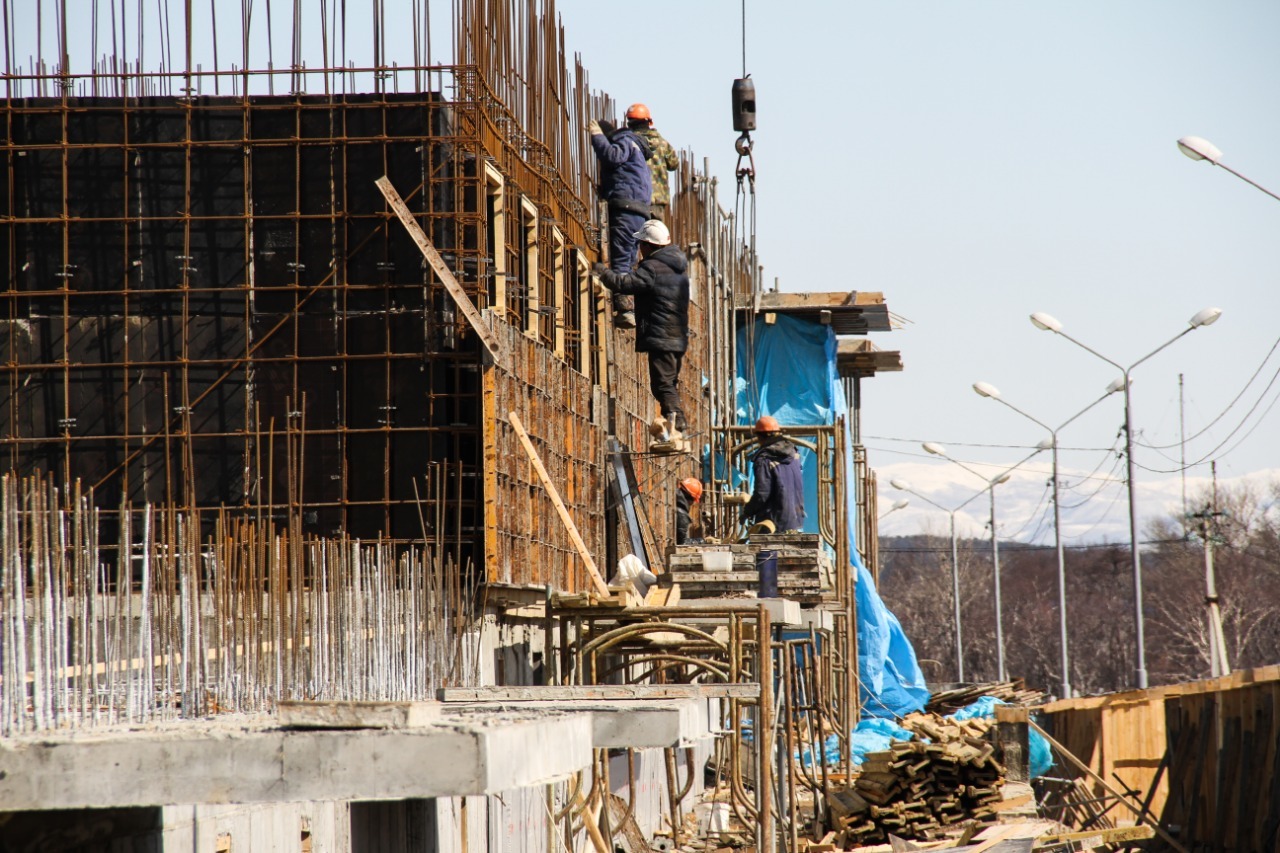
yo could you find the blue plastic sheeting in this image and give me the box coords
[799,717,918,769]
[950,697,1055,778]
[737,315,929,719]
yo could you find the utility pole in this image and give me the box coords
[1189,463,1230,677]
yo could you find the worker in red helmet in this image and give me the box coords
[588,106,653,329]
[625,103,679,221]
[743,416,805,533]
[675,477,704,544]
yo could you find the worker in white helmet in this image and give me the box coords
[595,219,690,435]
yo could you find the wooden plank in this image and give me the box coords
[1032,825,1153,848]
[644,581,681,607]
[375,176,506,367]
[438,683,760,702]
[508,411,610,596]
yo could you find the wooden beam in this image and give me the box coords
[375,176,507,367]
[508,411,610,596]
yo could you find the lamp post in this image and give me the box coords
[922,443,1041,683]
[971,382,1123,698]
[1177,136,1280,202]
[889,478,987,683]
[1028,308,1221,689]
[879,498,910,522]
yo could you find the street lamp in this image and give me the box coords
[879,498,910,521]
[889,477,987,683]
[1026,307,1221,689]
[1177,136,1280,202]
[972,382,1122,698]
[922,443,1040,683]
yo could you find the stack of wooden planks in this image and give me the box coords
[925,680,1044,716]
[665,534,836,603]
[826,712,1005,845]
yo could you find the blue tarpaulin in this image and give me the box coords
[951,697,1055,778]
[799,717,919,769]
[736,314,929,720]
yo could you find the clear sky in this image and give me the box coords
[547,0,1280,543]
[38,0,1280,544]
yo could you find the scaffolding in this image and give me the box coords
[0,0,752,593]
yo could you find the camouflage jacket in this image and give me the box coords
[638,127,679,206]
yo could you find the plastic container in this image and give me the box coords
[701,551,734,572]
[756,549,778,597]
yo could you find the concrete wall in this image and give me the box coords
[157,802,351,853]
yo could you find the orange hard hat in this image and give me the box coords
[678,477,703,501]
[625,103,652,123]
[754,415,781,434]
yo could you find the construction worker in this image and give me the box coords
[588,114,652,329]
[594,220,690,435]
[625,103,679,220]
[675,477,703,544]
[743,416,805,533]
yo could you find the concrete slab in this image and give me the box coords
[439,684,759,701]
[0,710,592,812]
[798,608,835,632]
[278,700,443,729]
[448,698,716,749]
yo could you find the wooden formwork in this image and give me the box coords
[1040,665,1280,850]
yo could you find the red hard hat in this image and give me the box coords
[679,477,703,502]
[754,415,781,434]
[625,103,652,123]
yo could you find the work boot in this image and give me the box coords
[613,311,636,329]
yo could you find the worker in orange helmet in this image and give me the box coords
[625,103,679,221]
[743,416,805,533]
[675,477,704,544]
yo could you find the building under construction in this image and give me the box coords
[0,2,963,851]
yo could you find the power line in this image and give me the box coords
[866,434,1113,453]
[1135,330,1280,451]
[1133,367,1280,474]
[880,535,1186,555]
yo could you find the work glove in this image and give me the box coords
[587,119,602,137]
[592,262,609,279]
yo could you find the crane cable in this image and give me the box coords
[734,0,760,417]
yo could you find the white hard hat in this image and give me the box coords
[632,219,671,246]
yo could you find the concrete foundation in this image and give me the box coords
[0,711,591,812]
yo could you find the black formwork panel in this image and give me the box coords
[0,91,482,547]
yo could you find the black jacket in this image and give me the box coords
[600,245,690,353]
[676,489,691,545]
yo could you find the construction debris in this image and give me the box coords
[826,713,1007,847]
[666,533,837,604]
[925,682,1045,717]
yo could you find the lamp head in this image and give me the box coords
[973,381,1001,399]
[922,441,948,457]
[1106,376,1128,395]
[891,499,910,511]
[1030,311,1062,333]
[890,478,911,491]
[1036,437,1054,451]
[1177,136,1222,165]
[991,473,1012,486]
[1189,307,1223,328]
